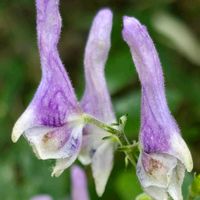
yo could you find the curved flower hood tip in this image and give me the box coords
[11,0,84,177]
[79,9,116,197]
[122,16,193,200]
[71,165,90,200]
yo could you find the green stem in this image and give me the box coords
[83,113,137,167]
[118,127,136,167]
[83,113,121,135]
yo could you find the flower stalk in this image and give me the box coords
[82,113,139,167]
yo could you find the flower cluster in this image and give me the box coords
[12,0,193,199]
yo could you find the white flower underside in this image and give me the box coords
[12,107,85,176]
[27,123,83,177]
[79,125,115,197]
[137,152,185,200]
[24,124,83,160]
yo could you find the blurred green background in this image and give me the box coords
[0,0,200,199]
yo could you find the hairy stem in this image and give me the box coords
[83,113,121,135]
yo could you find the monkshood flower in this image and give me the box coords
[79,9,116,196]
[71,165,90,200]
[11,0,115,192]
[30,195,53,200]
[31,165,89,200]
[122,16,193,200]
[12,0,84,176]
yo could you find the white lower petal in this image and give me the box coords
[79,126,109,165]
[137,152,187,200]
[170,133,193,172]
[168,162,185,200]
[92,140,114,197]
[78,132,101,165]
[24,122,83,160]
[137,153,177,188]
[51,152,79,177]
[144,186,168,200]
[11,108,35,143]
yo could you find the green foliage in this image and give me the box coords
[189,174,200,199]
[0,0,200,199]
[115,170,142,200]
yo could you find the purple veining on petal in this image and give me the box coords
[141,88,170,153]
[122,16,180,153]
[141,121,169,153]
[33,0,81,128]
[70,137,80,153]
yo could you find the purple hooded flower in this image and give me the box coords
[30,195,53,200]
[122,16,193,200]
[11,0,84,176]
[31,165,89,200]
[11,0,116,188]
[79,9,116,196]
[71,165,90,200]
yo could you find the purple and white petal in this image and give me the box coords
[122,16,193,200]
[81,8,114,123]
[79,8,116,196]
[71,165,90,200]
[12,0,83,173]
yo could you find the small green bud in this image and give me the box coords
[119,114,128,126]
[125,156,129,168]
[136,193,152,200]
